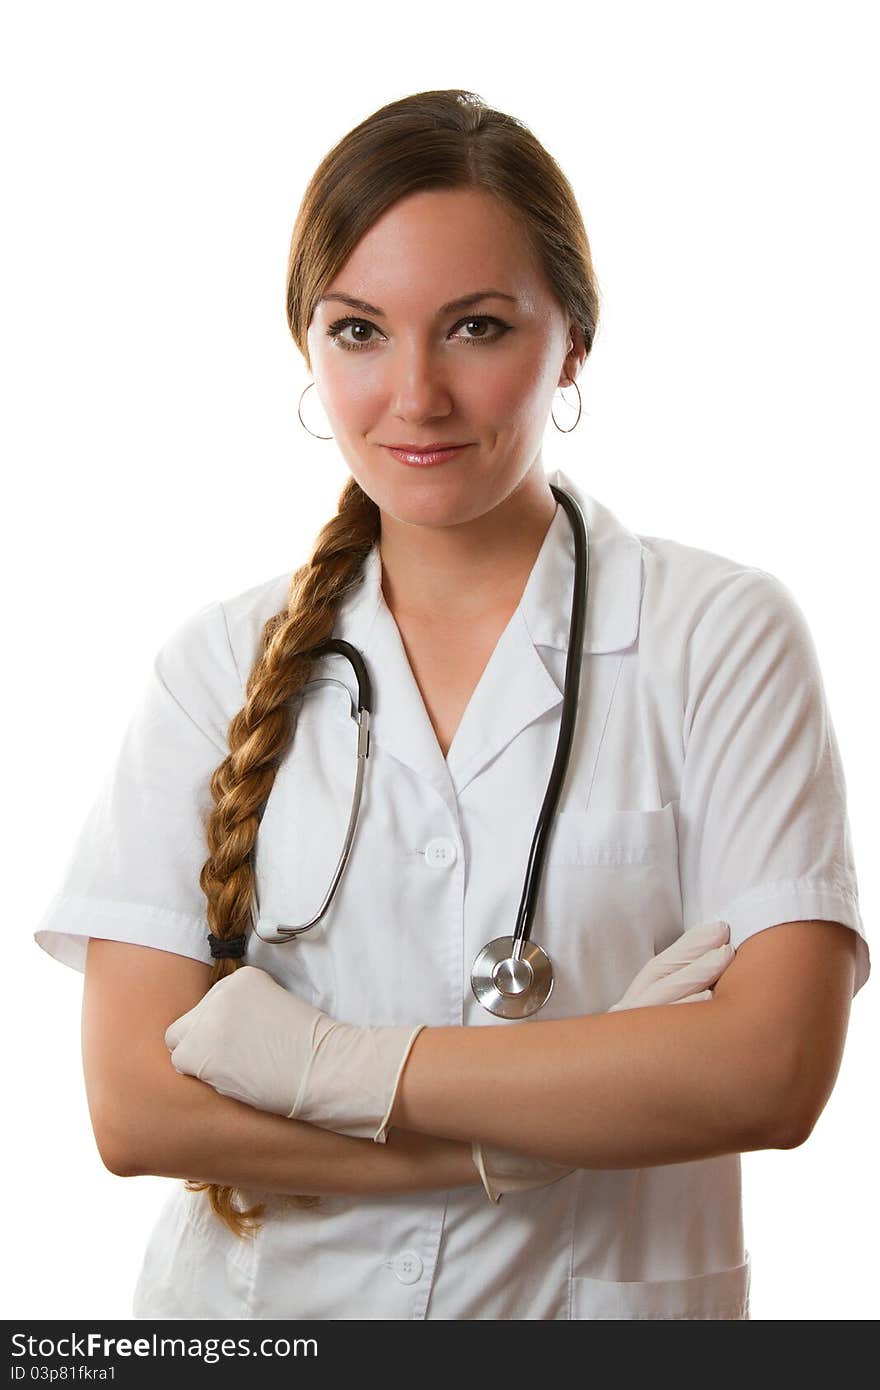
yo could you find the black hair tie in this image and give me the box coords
[208,932,248,960]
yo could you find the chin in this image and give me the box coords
[371,479,476,527]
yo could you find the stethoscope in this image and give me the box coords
[251,482,589,1019]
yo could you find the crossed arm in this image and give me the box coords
[389,918,854,1167]
[85,937,478,1195]
[85,920,856,1191]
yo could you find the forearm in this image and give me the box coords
[110,1060,479,1196]
[389,998,794,1167]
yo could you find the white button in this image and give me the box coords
[390,1250,424,1284]
[425,836,458,868]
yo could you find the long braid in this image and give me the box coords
[184,475,380,1239]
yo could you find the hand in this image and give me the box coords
[472,919,734,1203]
[607,917,733,1012]
[471,1137,573,1205]
[164,966,425,1143]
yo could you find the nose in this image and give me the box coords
[389,340,454,425]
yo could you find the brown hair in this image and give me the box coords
[186,87,601,1239]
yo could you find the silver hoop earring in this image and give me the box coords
[298,381,333,440]
[551,378,582,433]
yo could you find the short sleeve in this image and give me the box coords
[33,599,245,974]
[676,567,869,998]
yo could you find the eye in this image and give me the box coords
[324,314,512,353]
[325,318,383,351]
[450,315,510,345]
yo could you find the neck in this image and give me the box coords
[379,467,558,624]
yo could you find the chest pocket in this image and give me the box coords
[535,801,683,1017]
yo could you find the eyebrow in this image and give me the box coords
[316,288,520,318]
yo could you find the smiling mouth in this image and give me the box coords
[383,443,473,467]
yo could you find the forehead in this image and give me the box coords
[323,187,548,311]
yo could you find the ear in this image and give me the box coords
[558,321,588,389]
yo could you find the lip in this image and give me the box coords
[384,443,473,468]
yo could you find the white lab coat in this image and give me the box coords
[34,465,869,1320]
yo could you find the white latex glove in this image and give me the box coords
[607,917,734,1012]
[165,966,424,1143]
[472,918,733,1203]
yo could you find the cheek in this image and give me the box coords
[469,334,559,423]
[306,329,381,424]
[479,364,546,421]
[316,360,376,419]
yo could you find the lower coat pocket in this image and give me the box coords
[569,1249,751,1320]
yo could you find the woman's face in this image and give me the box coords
[306,187,584,530]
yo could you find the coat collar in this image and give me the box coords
[322,466,644,805]
[337,467,643,656]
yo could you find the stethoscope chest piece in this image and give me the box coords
[470,936,555,1019]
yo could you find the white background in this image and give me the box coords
[3,0,876,1321]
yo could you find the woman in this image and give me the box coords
[35,89,868,1321]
